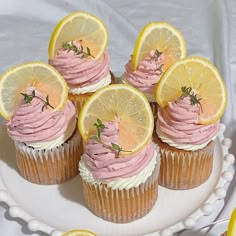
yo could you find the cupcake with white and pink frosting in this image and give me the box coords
[6,88,82,185]
[79,121,160,223]
[122,50,165,102]
[153,96,219,190]
[49,41,114,111]
[122,50,165,119]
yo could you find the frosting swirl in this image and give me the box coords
[49,42,110,88]
[122,50,165,101]
[156,96,219,150]
[80,121,156,182]
[69,73,111,95]
[7,89,76,148]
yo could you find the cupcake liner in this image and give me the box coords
[153,133,215,190]
[82,162,159,223]
[68,72,115,111]
[15,130,83,185]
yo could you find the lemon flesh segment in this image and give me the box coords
[62,229,97,236]
[0,62,68,120]
[78,84,154,157]
[131,22,187,71]
[227,208,236,236]
[155,56,227,125]
[48,11,108,60]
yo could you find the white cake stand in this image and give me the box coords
[0,123,234,236]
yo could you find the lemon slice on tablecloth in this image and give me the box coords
[155,56,227,125]
[227,208,236,236]
[62,229,97,236]
[48,11,108,60]
[0,62,68,120]
[131,22,186,71]
[78,84,154,157]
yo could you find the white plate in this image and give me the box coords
[0,123,234,236]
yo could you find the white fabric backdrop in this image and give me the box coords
[0,0,235,235]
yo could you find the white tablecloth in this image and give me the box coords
[0,0,236,235]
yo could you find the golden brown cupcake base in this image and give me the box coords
[68,71,116,111]
[15,131,83,185]
[82,164,159,223]
[153,132,214,190]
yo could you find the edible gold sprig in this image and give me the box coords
[62,41,95,58]
[154,49,164,73]
[181,86,203,111]
[155,49,162,58]
[20,90,54,111]
[93,118,132,157]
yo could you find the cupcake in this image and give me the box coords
[153,56,227,190]
[122,50,165,118]
[77,83,158,223]
[6,88,82,185]
[48,12,115,111]
[153,96,219,189]
[79,120,160,223]
[0,62,83,185]
[121,22,187,121]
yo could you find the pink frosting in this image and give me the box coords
[6,89,76,143]
[124,50,165,94]
[49,42,110,87]
[157,96,219,145]
[82,121,155,181]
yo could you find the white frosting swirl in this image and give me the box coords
[79,147,159,190]
[156,96,219,151]
[69,73,111,95]
[156,127,217,151]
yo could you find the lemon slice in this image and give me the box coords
[78,84,154,156]
[62,229,97,236]
[227,208,236,236]
[48,11,108,60]
[0,62,68,120]
[155,56,227,124]
[131,22,187,71]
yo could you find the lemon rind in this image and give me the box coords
[0,62,68,120]
[78,84,154,156]
[48,11,108,60]
[155,56,227,125]
[131,21,187,71]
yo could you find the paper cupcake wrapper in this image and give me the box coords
[154,134,215,190]
[14,130,83,185]
[82,163,159,223]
